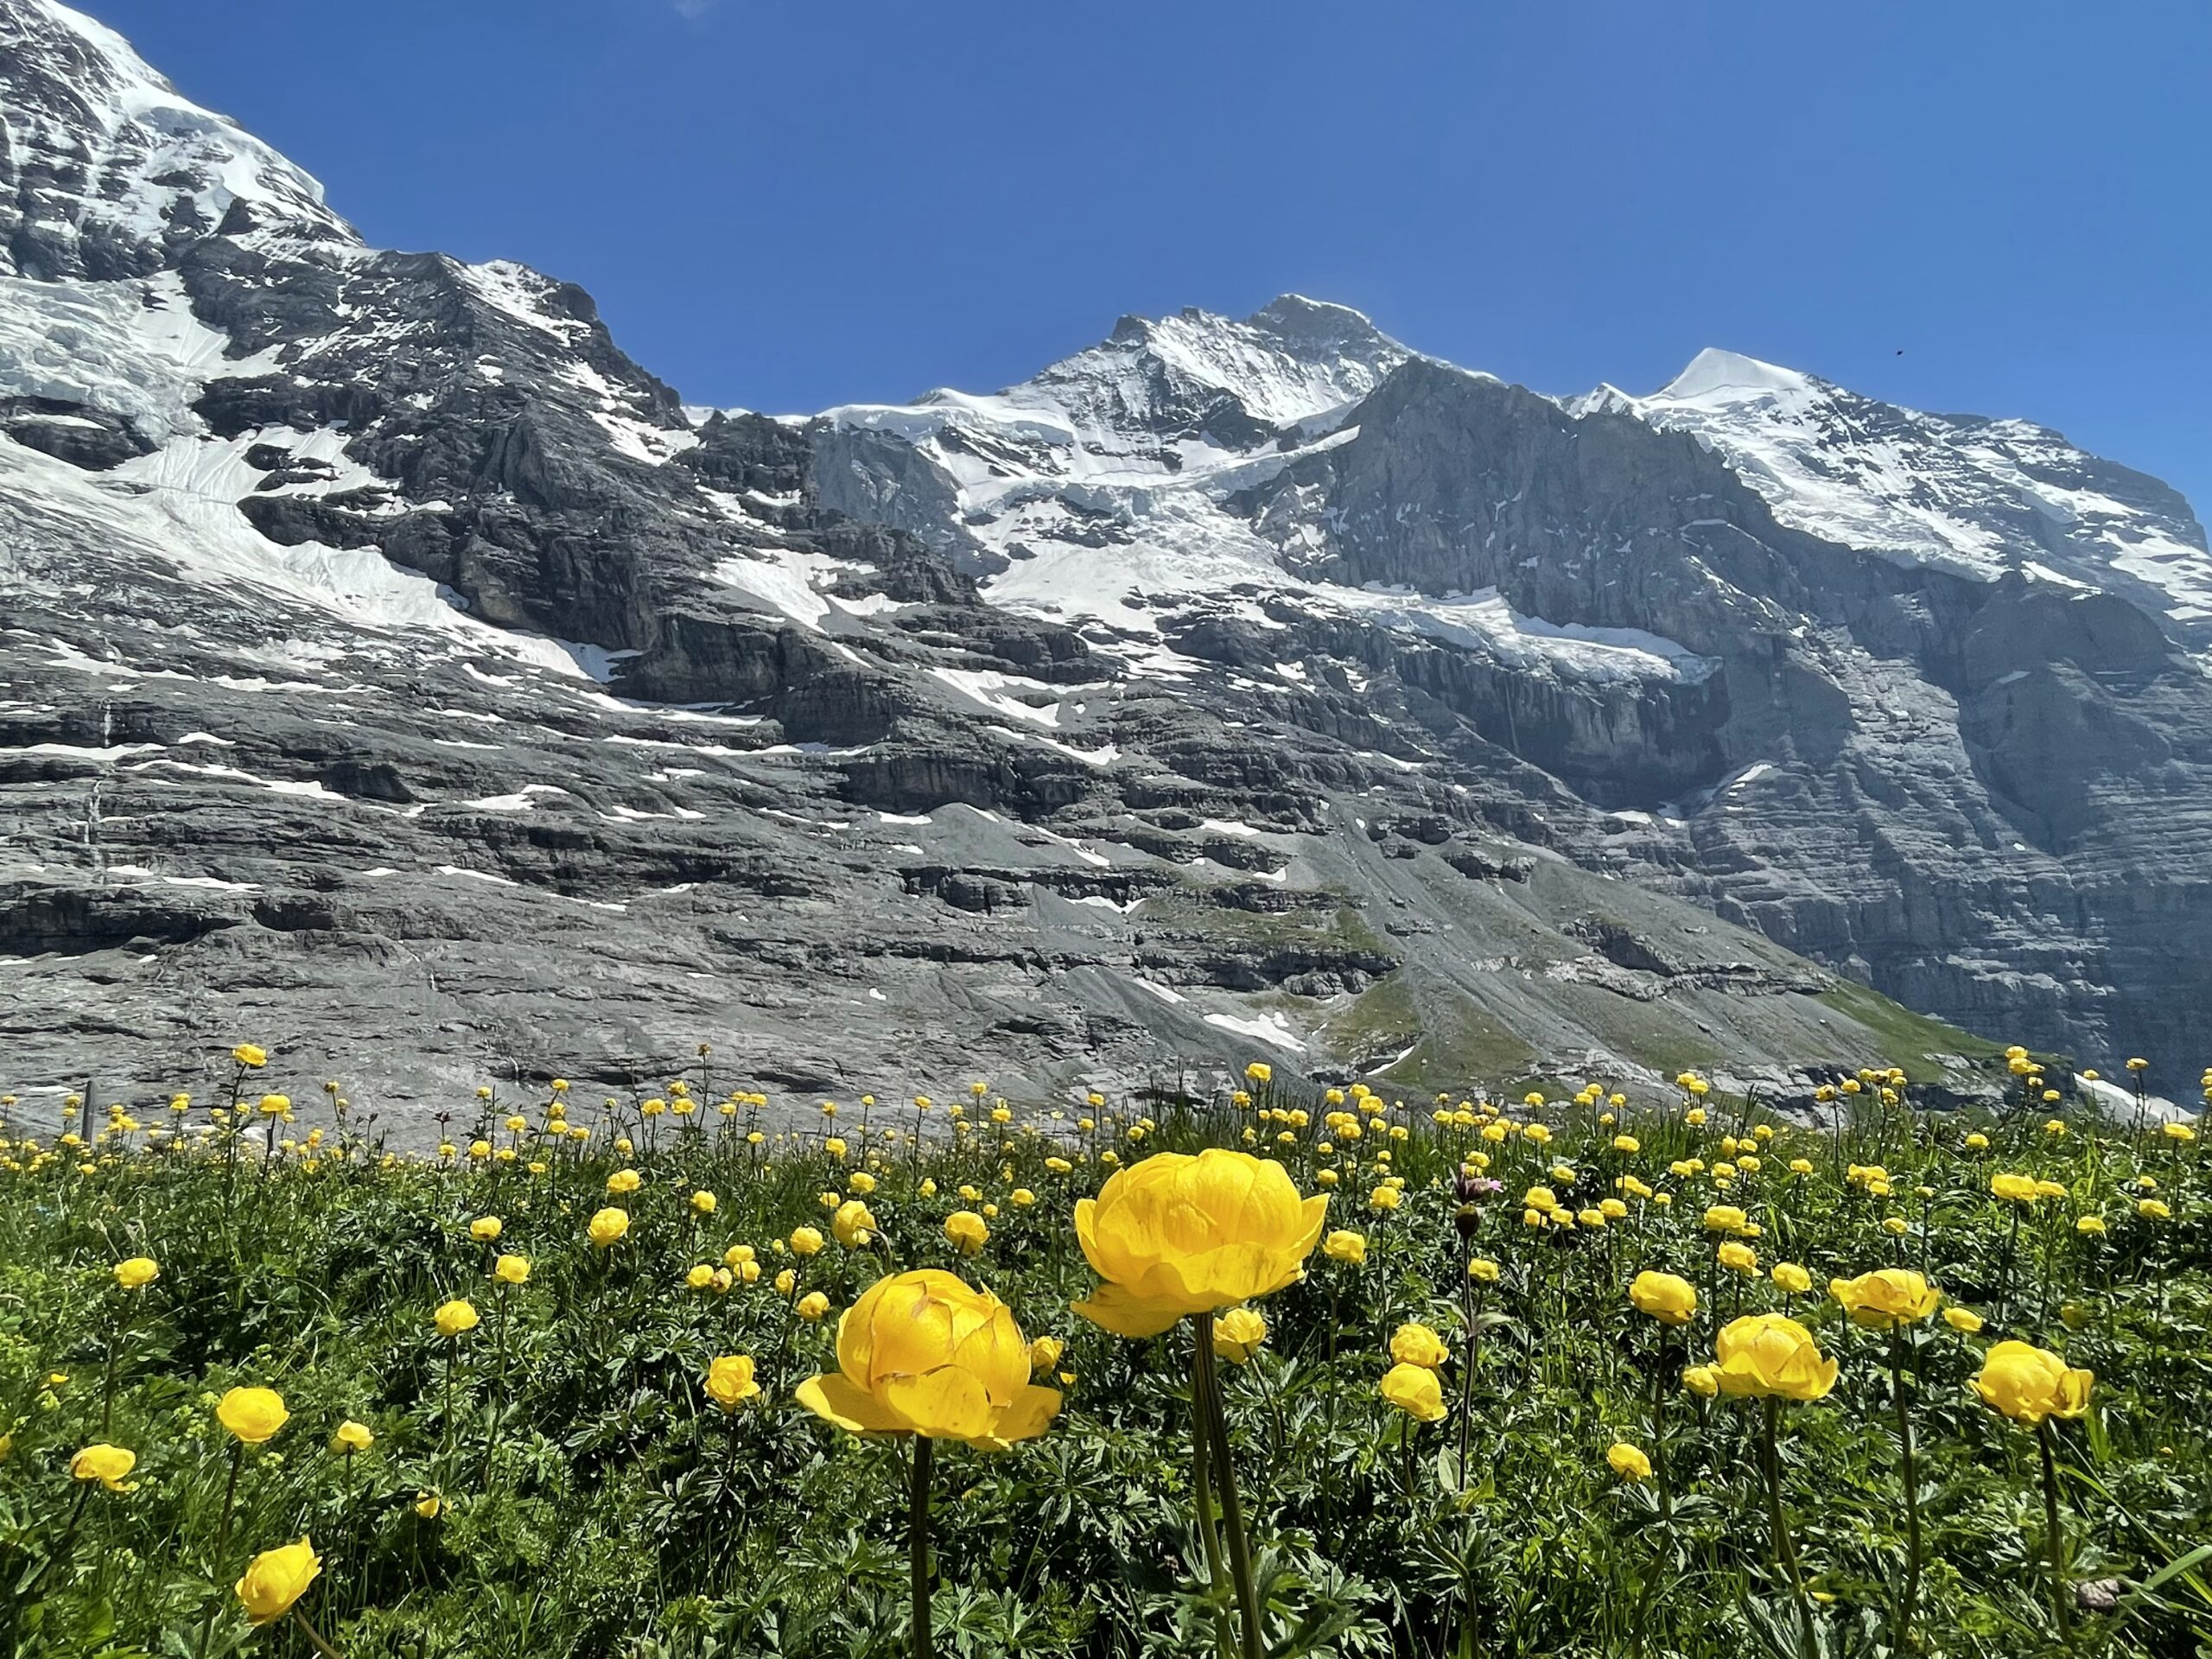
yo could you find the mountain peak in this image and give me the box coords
[1654,347,1815,404]
[0,0,356,279]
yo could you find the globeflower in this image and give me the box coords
[944,1211,989,1256]
[831,1199,878,1249]
[1071,1150,1326,1338]
[433,1300,480,1338]
[796,1291,831,1322]
[704,1354,762,1411]
[332,1421,373,1454]
[232,1044,267,1068]
[469,1216,501,1242]
[1973,1340,2092,1426]
[1770,1262,1813,1295]
[1389,1322,1450,1370]
[1606,1441,1652,1482]
[796,1269,1061,1446]
[70,1443,137,1491]
[606,1168,641,1196]
[1828,1268,1942,1329]
[494,1253,530,1285]
[1213,1306,1268,1364]
[588,1207,630,1248]
[1710,1314,1837,1402]
[217,1386,289,1445]
[1628,1270,1697,1325]
[1991,1173,2041,1204]
[1368,1184,1402,1212]
[1378,1362,1446,1421]
[234,1536,321,1624]
[1322,1229,1367,1265]
[112,1256,158,1290]
[790,1226,825,1257]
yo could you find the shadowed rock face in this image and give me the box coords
[1,0,2200,1135]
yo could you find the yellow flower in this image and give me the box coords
[493,1253,530,1286]
[796,1291,831,1322]
[1943,1306,1985,1333]
[1717,1241,1759,1275]
[795,1268,1062,1447]
[1071,1150,1328,1338]
[2075,1215,2107,1236]
[1828,1268,1942,1329]
[1681,1363,1720,1398]
[1770,1262,1813,1295]
[112,1256,158,1290]
[260,1095,292,1117]
[232,1044,268,1068]
[2163,1122,2197,1143]
[588,1207,630,1249]
[1378,1362,1447,1421]
[70,1443,137,1491]
[414,1491,442,1519]
[1711,1313,1838,1402]
[1964,1131,1989,1150]
[2139,1198,2173,1221]
[1972,1340,2093,1426]
[234,1535,321,1624]
[433,1300,480,1338]
[332,1421,373,1454]
[686,1264,715,1290]
[606,1168,641,1196]
[1702,1205,1749,1235]
[1389,1322,1451,1370]
[1213,1306,1269,1364]
[1467,1257,1500,1283]
[1322,1229,1367,1265]
[1606,1440,1652,1482]
[1628,1270,1698,1325]
[1612,1135,1640,1154]
[1991,1172,2041,1204]
[704,1354,762,1411]
[1368,1184,1402,1212]
[468,1216,502,1243]
[1028,1335,1064,1374]
[217,1386,289,1445]
[831,1199,878,1249]
[935,1211,989,1258]
[790,1226,825,1257]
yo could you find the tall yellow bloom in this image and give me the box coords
[1071,1150,1326,1338]
[433,1300,480,1338]
[588,1207,630,1248]
[704,1354,762,1411]
[1711,1314,1838,1402]
[1828,1268,1942,1328]
[111,1256,158,1290]
[1972,1341,2093,1426]
[234,1536,321,1624]
[1628,1270,1697,1325]
[944,1211,989,1255]
[1212,1306,1268,1364]
[1378,1362,1446,1421]
[1389,1322,1451,1370]
[216,1387,289,1445]
[70,1443,137,1490]
[795,1269,1061,1447]
[493,1254,530,1286]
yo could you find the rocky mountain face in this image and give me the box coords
[5,0,2202,1128]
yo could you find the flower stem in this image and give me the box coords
[1759,1398,1812,1644]
[1195,1313,1263,1659]
[1889,1326,1923,1645]
[909,1433,935,1659]
[2037,1421,2073,1644]
[292,1606,346,1659]
[1189,1319,1233,1657]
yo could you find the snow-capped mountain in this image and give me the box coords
[1577,349,2212,644]
[3,0,2208,1127]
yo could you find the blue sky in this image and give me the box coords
[87,0,2211,515]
